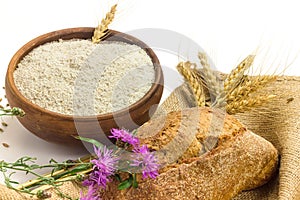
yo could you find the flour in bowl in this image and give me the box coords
[13,39,155,116]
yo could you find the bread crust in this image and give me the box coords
[101,107,278,200]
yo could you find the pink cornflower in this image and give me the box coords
[131,145,159,179]
[109,128,139,147]
[81,146,119,200]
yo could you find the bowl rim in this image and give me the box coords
[6,27,163,122]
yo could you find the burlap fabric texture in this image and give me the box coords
[0,75,300,200]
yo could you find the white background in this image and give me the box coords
[0,0,300,184]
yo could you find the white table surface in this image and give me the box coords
[1,0,300,185]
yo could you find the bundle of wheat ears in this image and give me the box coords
[177,52,277,115]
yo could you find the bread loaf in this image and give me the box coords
[101,107,278,199]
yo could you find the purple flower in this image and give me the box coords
[91,145,119,188]
[131,145,159,179]
[81,145,119,200]
[109,128,139,147]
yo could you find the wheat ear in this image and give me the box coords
[176,61,206,107]
[227,75,277,102]
[224,55,255,94]
[92,4,117,43]
[226,95,276,115]
[198,52,225,106]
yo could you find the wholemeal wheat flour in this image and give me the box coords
[13,39,155,116]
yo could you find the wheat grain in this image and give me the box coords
[176,61,206,107]
[92,4,117,43]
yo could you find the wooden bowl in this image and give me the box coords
[5,27,164,146]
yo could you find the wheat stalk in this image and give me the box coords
[92,4,118,43]
[176,61,206,107]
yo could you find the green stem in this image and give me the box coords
[0,159,92,193]
[2,166,46,179]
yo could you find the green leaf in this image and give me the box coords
[29,164,40,169]
[117,175,133,190]
[118,180,132,190]
[114,173,122,182]
[74,136,103,149]
[51,167,60,176]
[53,164,90,180]
[49,158,58,164]
[69,164,91,173]
[9,180,19,185]
[132,174,138,188]
[17,156,36,164]
[131,129,137,136]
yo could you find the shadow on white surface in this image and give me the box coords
[0,117,88,184]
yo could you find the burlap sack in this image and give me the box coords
[1,76,299,200]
